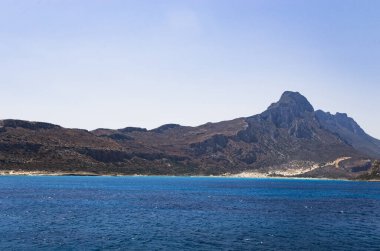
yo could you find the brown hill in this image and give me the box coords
[0,91,378,178]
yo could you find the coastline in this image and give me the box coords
[0,170,378,182]
[0,170,106,177]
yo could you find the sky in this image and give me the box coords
[0,0,379,138]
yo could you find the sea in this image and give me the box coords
[0,176,379,250]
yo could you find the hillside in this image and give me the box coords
[0,91,379,178]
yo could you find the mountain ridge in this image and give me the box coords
[0,91,378,179]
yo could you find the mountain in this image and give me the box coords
[0,91,378,178]
[315,110,380,158]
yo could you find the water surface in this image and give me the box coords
[0,176,379,250]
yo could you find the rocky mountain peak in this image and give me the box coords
[259,91,315,128]
[269,91,314,113]
[315,110,366,137]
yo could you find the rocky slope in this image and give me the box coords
[356,160,380,180]
[0,91,378,178]
[315,110,380,158]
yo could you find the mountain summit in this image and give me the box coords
[0,91,378,179]
[269,91,314,113]
[259,91,315,130]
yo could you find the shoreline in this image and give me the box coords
[0,170,378,182]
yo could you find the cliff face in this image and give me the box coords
[0,91,378,178]
[315,110,380,158]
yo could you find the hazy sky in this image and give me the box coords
[1,0,379,137]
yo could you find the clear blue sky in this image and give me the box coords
[0,0,379,138]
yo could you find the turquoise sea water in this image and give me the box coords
[0,176,379,250]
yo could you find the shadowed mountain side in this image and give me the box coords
[315,110,380,158]
[0,91,379,178]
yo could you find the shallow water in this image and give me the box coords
[0,176,379,250]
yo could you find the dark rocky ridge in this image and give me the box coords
[0,119,61,130]
[0,91,379,178]
[315,110,380,158]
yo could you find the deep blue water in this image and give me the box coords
[0,176,379,250]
